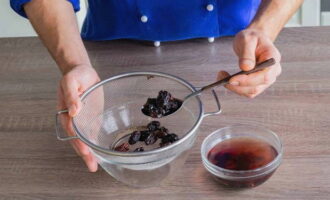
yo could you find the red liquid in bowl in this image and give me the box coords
[207,137,278,187]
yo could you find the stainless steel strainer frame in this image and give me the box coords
[55,71,222,156]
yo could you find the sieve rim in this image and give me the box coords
[72,71,204,157]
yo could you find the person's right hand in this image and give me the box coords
[57,64,101,172]
[218,29,281,98]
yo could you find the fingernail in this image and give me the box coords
[68,105,77,117]
[230,81,239,86]
[239,60,255,71]
[88,160,98,172]
[88,165,97,172]
[244,60,255,68]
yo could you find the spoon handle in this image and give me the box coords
[200,58,276,92]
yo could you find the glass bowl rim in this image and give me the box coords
[201,124,283,175]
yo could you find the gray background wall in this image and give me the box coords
[321,0,330,11]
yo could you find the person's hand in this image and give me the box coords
[57,64,101,172]
[218,28,282,98]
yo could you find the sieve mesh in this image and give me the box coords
[72,72,202,154]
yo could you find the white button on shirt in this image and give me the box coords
[206,4,214,12]
[141,15,148,23]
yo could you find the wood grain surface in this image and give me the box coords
[0,27,330,200]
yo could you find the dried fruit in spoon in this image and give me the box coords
[141,90,183,118]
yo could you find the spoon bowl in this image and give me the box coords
[141,58,276,118]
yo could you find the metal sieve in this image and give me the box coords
[55,71,222,187]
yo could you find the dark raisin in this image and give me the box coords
[147,75,154,80]
[156,90,171,108]
[146,98,156,106]
[163,101,172,111]
[142,98,158,117]
[161,134,172,144]
[169,99,180,110]
[176,99,183,108]
[128,131,141,145]
[160,142,171,147]
[145,133,158,145]
[139,130,150,141]
[147,121,161,131]
[155,129,167,139]
[159,133,179,147]
[142,91,182,118]
[134,147,145,152]
[148,109,161,118]
[160,108,167,117]
[160,133,179,145]
[114,143,129,152]
[169,133,179,142]
[150,107,161,118]
[159,126,169,133]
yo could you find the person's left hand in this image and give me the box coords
[218,28,282,98]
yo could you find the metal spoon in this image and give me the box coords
[142,58,276,118]
[182,58,276,102]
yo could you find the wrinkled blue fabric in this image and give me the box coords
[10,0,80,18]
[10,0,261,41]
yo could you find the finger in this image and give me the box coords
[70,139,98,172]
[236,36,258,71]
[262,57,282,78]
[57,85,66,110]
[60,87,97,172]
[70,139,90,156]
[256,45,282,77]
[59,99,98,172]
[256,44,281,63]
[82,153,98,172]
[264,63,280,84]
[225,84,269,98]
[57,87,76,136]
[61,77,82,117]
[229,67,277,87]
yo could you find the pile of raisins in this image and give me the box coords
[113,121,179,152]
[141,90,182,118]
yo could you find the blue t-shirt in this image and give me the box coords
[10,0,261,42]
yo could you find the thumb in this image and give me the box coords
[237,37,258,71]
[61,79,82,117]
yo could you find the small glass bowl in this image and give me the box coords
[201,124,283,188]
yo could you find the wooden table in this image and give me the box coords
[1,27,330,199]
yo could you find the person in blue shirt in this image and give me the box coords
[10,0,303,172]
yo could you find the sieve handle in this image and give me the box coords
[55,109,79,141]
[198,88,222,118]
